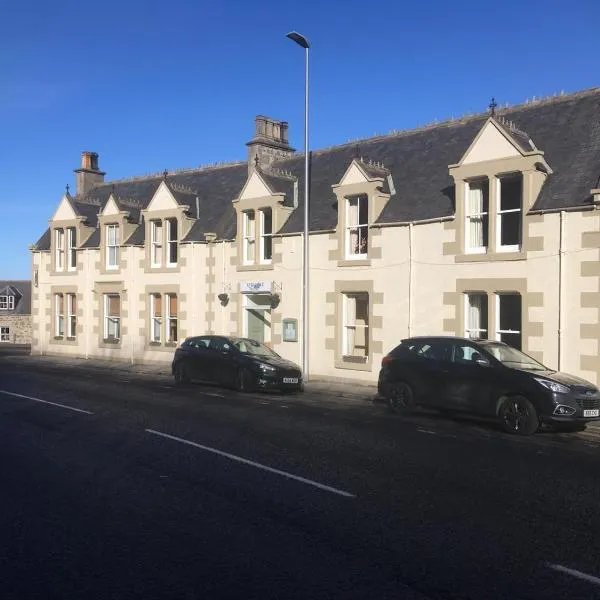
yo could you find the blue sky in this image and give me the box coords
[1,0,598,278]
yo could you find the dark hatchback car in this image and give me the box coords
[378,336,600,435]
[172,335,303,393]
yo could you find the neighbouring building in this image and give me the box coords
[0,280,32,345]
[30,88,600,384]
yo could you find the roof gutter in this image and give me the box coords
[528,204,595,216]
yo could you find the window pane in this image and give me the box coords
[169,294,177,317]
[108,295,120,316]
[168,219,177,241]
[466,293,488,338]
[245,212,255,236]
[153,221,163,243]
[498,294,521,332]
[169,319,178,342]
[347,198,358,226]
[262,209,272,235]
[500,332,522,349]
[152,294,162,317]
[500,212,521,246]
[358,196,368,225]
[500,176,522,211]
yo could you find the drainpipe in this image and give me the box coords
[408,222,414,337]
[558,210,566,371]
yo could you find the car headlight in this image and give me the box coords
[259,363,276,373]
[535,378,570,394]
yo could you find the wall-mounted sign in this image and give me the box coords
[240,281,272,293]
[282,318,298,342]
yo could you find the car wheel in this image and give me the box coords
[387,381,415,413]
[174,363,190,385]
[499,396,539,435]
[235,368,254,393]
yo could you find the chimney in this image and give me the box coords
[246,115,295,173]
[74,151,105,196]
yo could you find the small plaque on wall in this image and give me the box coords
[282,318,298,342]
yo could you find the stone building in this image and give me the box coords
[0,281,32,345]
[30,88,600,384]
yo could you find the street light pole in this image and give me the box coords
[286,31,310,383]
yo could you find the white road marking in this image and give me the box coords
[0,390,93,415]
[145,428,355,498]
[200,392,226,398]
[548,563,600,587]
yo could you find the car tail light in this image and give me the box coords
[381,355,394,366]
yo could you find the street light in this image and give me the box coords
[286,30,310,383]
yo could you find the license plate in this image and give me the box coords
[283,377,298,384]
[584,409,599,417]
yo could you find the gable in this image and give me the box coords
[51,195,77,221]
[101,195,120,216]
[339,162,368,186]
[146,181,178,211]
[462,121,522,165]
[238,171,272,201]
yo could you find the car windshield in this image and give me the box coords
[233,338,279,358]
[483,343,547,370]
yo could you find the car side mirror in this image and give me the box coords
[475,358,490,367]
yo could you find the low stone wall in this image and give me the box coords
[0,315,32,344]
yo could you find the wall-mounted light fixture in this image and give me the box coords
[269,293,281,309]
[218,292,229,307]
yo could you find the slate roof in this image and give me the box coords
[0,280,31,315]
[33,87,600,248]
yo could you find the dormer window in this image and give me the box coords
[151,220,163,267]
[497,174,522,251]
[465,180,489,253]
[67,227,77,270]
[106,224,120,269]
[55,229,65,271]
[243,210,256,264]
[0,296,15,310]
[346,195,368,258]
[167,218,178,266]
[260,208,272,263]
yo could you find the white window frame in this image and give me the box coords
[104,294,121,341]
[67,293,77,338]
[67,227,77,271]
[0,326,9,342]
[0,296,14,310]
[166,219,178,266]
[243,210,256,264]
[464,293,488,340]
[55,228,65,271]
[345,196,369,259]
[166,293,178,343]
[496,176,522,253]
[495,293,522,348]
[465,180,489,254]
[150,293,162,343]
[106,224,120,269]
[259,209,273,264]
[55,293,64,337]
[342,292,369,358]
[151,221,163,267]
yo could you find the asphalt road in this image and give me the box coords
[1,354,600,599]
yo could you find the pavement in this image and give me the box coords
[2,353,600,599]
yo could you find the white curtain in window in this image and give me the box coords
[468,186,484,248]
[344,295,356,354]
[468,295,482,337]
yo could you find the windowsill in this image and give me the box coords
[335,355,372,372]
[102,338,121,345]
[165,342,178,347]
[149,341,161,346]
[53,336,64,340]
[456,250,525,263]
[67,337,76,341]
[337,258,372,268]
[236,263,274,272]
[106,266,119,271]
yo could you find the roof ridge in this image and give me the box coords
[276,86,600,160]
[100,160,245,186]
